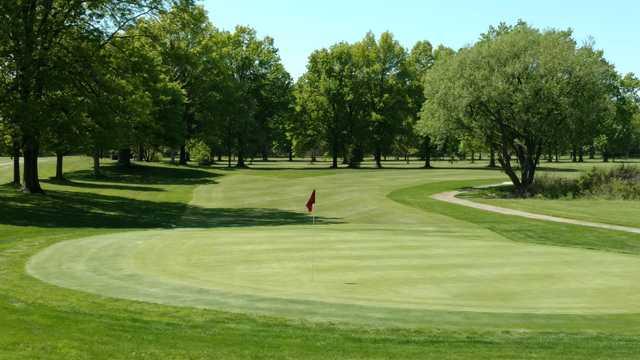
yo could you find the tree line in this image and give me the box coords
[1,2,639,195]
[0,0,294,193]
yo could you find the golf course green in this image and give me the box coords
[27,168,640,320]
[4,157,640,358]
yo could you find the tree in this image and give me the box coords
[355,32,409,168]
[598,73,640,161]
[0,0,160,193]
[212,27,291,167]
[297,44,356,168]
[292,74,327,162]
[564,44,617,162]
[149,0,214,165]
[407,41,436,168]
[42,87,88,180]
[249,43,293,161]
[421,22,615,195]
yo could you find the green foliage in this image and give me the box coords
[421,21,617,193]
[577,166,640,199]
[489,166,640,200]
[0,0,162,191]
[295,32,420,167]
[186,139,212,165]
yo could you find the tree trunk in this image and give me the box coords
[488,146,497,168]
[603,152,610,162]
[509,141,541,196]
[470,151,475,164]
[137,144,144,162]
[374,147,382,168]
[495,133,541,197]
[12,142,20,187]
[93,151,101,176]
[424,137,432,169]
[349,146,363,169]
[179,144,188,165]
[236,134,247,168]
[22,137,43,194]
[118,148,131,167]
[331,142,338,169]
[55,151,64,181]
[288,148,293,162]
[589,146,595,160]
[236,150,246,168]
[578,148,584,163]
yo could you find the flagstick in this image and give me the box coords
[312,205,315,281]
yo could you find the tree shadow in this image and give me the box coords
[65,163,219,185]
[42,179,165,192]
[0,185,340,229]
[535,166,580,173]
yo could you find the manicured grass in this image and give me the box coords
[461,162,640,228]
[391,181,640,255]
[472,197,640,228]
[3,157,640,358]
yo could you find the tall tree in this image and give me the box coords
[598,73,640,161]
[299,43,362,168]
[150,0,214,165]
[421,22,615,195]
[0,0,160,193]
[407,41,436,168]
[355,32,409,168]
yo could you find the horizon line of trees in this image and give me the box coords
[1,1,639,195]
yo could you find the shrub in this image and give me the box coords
[529,175,579,199]
[187,140,213,165]
[528,165,640,200]
[578,166,640,200]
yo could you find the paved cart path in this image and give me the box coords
[432,190,640,235]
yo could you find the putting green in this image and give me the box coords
[27,170,640,326]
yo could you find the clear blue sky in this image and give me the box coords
[203,0,638,79]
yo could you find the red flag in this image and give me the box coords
[306,190,316,213]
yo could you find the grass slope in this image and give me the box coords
[2,157,640,359]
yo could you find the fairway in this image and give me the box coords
[27,169,640,327]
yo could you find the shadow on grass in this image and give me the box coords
[42,179,165,192]
[65,163,219,185]
[0,185,340,229]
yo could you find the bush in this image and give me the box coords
[530,175,579,199]
[578,166,640,200]
[529,166,640,200]
[187,140,213,165]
